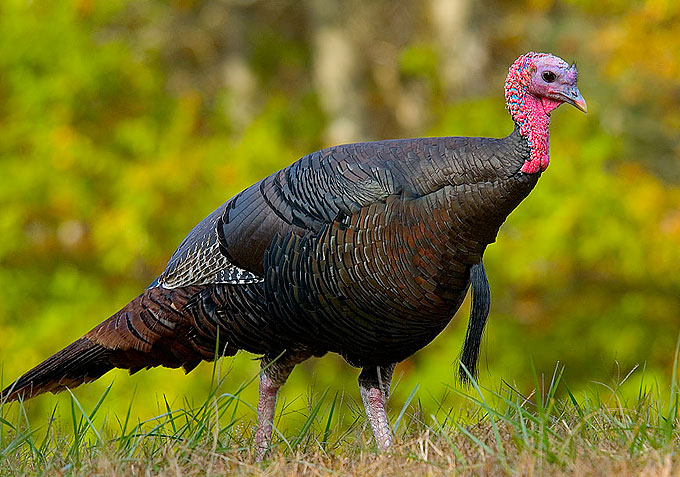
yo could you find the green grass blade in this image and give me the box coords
[322,391,338,450]
[66,389,102,444]
[393,384,419,436]
[290,387,329,450]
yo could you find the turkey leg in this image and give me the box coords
[254,354,300,461]
[358,364,396,449]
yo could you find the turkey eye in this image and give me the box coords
[542,71,556,83]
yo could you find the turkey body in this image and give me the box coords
[2,129,536,402]
[131,129,534,370]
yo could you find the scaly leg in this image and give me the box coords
[358,364,396,450]
[254,352,305,461]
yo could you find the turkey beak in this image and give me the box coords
[564,86,587,114]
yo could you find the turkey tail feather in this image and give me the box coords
[459,261,491,384]
[2,285,214,403]
[1,338,112,402]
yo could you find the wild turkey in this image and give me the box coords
[2,52,586,458]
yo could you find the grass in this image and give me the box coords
[2,354,680,476]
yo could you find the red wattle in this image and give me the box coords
[520,94,551,173]
[520,161,540,174]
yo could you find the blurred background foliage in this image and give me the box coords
[1,0,679,430]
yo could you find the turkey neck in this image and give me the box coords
[400,128,539,309]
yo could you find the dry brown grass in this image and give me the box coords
[3,360,680,476]
[4,423,678,477]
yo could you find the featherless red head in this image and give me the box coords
[503,52,582,173]
[504,52,569,135]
